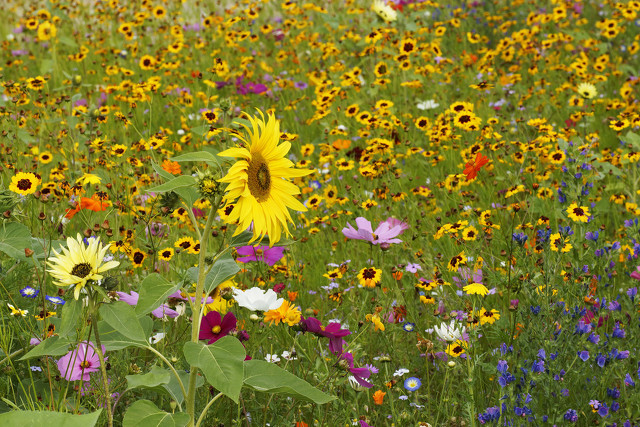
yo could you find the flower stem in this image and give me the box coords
[195,392,223,427]
[185,207,217,426]
[90,297,113,427]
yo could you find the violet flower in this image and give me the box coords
[340,352,372,388]
[301,317,351,355]
[236,245,284,266]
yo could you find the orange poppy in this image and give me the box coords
[65,194,109,219]
[373,389,386,405]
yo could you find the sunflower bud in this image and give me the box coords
[218,97,232,114]
[158,191,180,214]
[195,169,221,200]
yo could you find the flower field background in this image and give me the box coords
[0,0,640,426]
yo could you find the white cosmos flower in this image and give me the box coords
[265,354,280,363]
[233,287,284,312]
[149,332,165,344]
[433,320,465,342]
[417,99,439,110]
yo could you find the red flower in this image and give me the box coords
[463,152,489,181]
[199,311,237,344]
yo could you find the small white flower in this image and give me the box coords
[281,350,297,361]
[149,332,165,344]
[265,354,280,363]
[417,99,439,110]
[393,368,410,377]
[234,287,284,312]
[433,321,465,342]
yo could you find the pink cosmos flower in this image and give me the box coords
[57,341,105,382]
[236,245,285,266]
[117,291,179,319]
[342,217,408,245]
[630,266,640,281]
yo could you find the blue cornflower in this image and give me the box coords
[578,350,589,361]
[20,286,39,298]
[403,377,421,392]
[530,305,541,315]
[46,295,66,305]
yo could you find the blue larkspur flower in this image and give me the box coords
[20,286,39,298]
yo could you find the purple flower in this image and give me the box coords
[340,352,372,388]
[236,245,284,266]
[199,311,237,344]
[342,217,408,245]
[405,263,422,273]
[578,350,589,361]
[57,341,105,382]
[294,81,308,90]
[301,317,351,355]
[117,291,179,319]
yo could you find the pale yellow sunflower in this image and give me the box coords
[218,110,311,245]
[47,234,120,299]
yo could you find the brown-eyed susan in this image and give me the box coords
[9,172,41,196]
[218,110,311,245]
[548,150,565,164]
[130,249,146,267]
[139,55,156,70]
[175,236,195,252]
[358,267,382,288]
[158,248,174,261]
[566,203,590,223]
[37,21,56,41]
[445,340,467,357]
[550,233,572,253]
[447,252,467,272]
[415,116,430,130]
[478,308,500,325]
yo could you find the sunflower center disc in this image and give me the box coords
[71,262,93,278]
[247,156,271,202]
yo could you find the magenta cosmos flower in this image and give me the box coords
[342,217,408,245]
[340,352,373,388]
[301,317,351,355]
[57,341,105,382]
[236,245,285,266]
[199,311,237,344]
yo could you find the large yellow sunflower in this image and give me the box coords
[218,110,311,245]
[47,234,120,300]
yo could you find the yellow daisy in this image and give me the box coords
[218,110,311,245]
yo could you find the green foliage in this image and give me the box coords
[122,400,189,427]
[0,409,102,427]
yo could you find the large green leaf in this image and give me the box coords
[183,337,245,403]
[136,274,181,316]
[58,298,83,339]
[99,302,147,344]
[98,317,152,351]
[170,151,219,165]
[126,366,171,391]
[123,400,189,427]
[163,370,202,405]
[146,175,196,194]
[20,336,71,360]
[0,409,102,426]
[243,360,336,404]
[187,254,239,294]
[0,222,32,261]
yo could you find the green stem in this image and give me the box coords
[0,349,23,366]
[195,392,224,427]
[185,208,217,426]
[90,297,113,427]
[145,345,186,409]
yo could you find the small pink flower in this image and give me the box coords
[57,341,105,382]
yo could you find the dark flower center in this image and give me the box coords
[133,252,145,264]
[71,263,93,278]
[247,155,271,202]
[362,268,377,279]
[17,179,33,191]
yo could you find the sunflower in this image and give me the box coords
[47,235,120,300]
[9,172,41,196]
[218,110,311,245]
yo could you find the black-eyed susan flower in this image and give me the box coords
[447,251,467,272]
[479,308,500,325]
[566,203,590,223]
[47,235,119,300]
[358,267,382,288]
[175,237,196,252]
[218,111,311,245]
[550,233,572,252]
[9,172,41,196]
[445,340,467,357]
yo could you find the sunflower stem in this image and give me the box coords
[185,208,217,426]
[89,295,113,427]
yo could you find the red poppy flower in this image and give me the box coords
[463,152,489,181]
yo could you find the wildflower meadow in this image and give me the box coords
[1,0,640,426]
